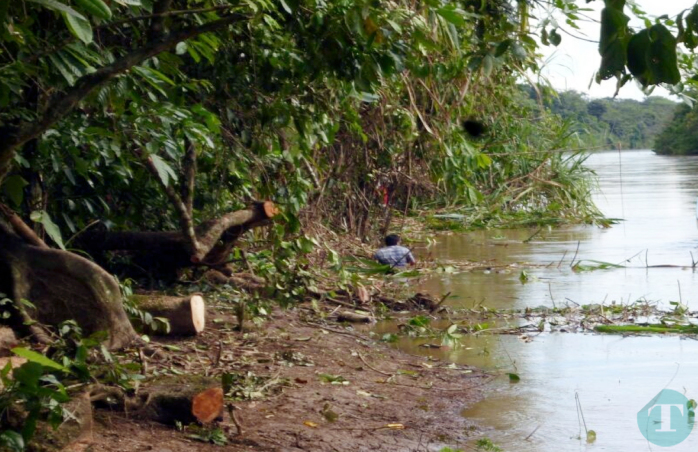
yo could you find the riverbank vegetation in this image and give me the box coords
[541,90,676,150]
[653,93,698,155]
[2,0,698,449]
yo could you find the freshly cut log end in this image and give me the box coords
[138,377,223,426]
[192,387,224,424]
[262,200,280,218]
[190,294,206,334]
[132,294,206,336]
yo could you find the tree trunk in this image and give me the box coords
[76,201,277,269]
[0,223,139,349]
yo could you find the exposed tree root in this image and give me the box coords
[0,221,139,349]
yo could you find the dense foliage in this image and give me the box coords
[541,90,677,150]
[0,0,618,250]
[653,97,698,155]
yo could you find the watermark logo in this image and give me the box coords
[637,389,695,447]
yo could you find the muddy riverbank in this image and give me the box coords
[84,306,488,452]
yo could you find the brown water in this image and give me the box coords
[419,150,698,310]
[392,150,698,451]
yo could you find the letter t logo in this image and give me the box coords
[648,404,684,432]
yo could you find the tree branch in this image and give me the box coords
[181,136,196,217]
[148,0,173,41]
[142,153,202,258]
[0,13,246,184]
[0,203,48,248]
[193,202,279,263]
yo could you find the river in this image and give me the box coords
[393,150,698,451]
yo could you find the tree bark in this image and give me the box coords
[0,223,139,349]
[77,202,277,268]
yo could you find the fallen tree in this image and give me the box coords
[0,200,278,348]
[77,202,278,282]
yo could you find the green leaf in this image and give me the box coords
[279,0,292,13]
[13,362,43,390]
[0,430,25,452]
[436,7,466,27]
[2,175,28,207]
[508,373,520,383]
[29,210,66,250]
[27,0,85,18]
[495,39,512,57]
[318,373,349,385]
[12,348,68,371]
[549,28,562,46]
[75,0,111,20]
[511,43,527,60]
[175,42,188,55]
[48,53,77,85]
[627,24,680,86]
[149,154,177,187]
[63,12,93,44]
[357,91,379,103]
[482,54,494,77]
[598,5,630,80]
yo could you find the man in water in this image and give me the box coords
[374,234,415,268]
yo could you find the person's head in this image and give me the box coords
[384,234,400,246]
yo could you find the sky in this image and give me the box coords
[534,0,697,100]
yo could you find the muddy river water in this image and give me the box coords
[394,150,698,451]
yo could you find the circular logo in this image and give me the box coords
[637,389,695,446]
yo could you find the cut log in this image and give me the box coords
[131,294,205,336]
[337,310,373,323]
[138,377,223,425]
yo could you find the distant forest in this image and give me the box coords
[529,89,679,151]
